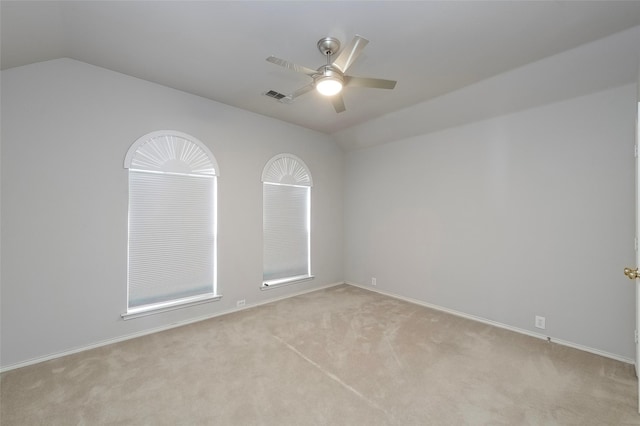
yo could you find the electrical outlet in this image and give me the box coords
[535,315,546,330]
[371,277,377,286]
[236,299,246,308]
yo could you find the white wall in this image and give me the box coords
[344,83,637,360]
[0,58,344,369]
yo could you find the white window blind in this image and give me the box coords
[262,154,312,287]
[124,131,220,317]
[128,171,215,308]
[263,183,310,281]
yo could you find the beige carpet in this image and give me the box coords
[1,284,638,425]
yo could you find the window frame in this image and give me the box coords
[122,130,221,319]
[261,153,313,290]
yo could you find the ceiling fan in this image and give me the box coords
[266,35,397,113]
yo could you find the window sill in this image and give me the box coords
[261,275,314,290]
[121,293,222,320]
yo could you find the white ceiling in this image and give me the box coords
[2,1,640,140]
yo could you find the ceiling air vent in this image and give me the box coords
[263,90,293,104]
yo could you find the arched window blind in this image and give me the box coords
[262,154,313,288]
[123,131,220,318]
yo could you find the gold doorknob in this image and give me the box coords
[624,267,639,279]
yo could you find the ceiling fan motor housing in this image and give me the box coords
[316,65,344,82]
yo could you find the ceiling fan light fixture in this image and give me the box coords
[316,76,343,96]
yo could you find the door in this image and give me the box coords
[624,96,640,413]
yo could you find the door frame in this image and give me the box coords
[636,74,640,411]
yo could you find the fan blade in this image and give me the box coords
[291,83,315,99]
[331,94,346,113]
[344,76,397,90]
[332,35,369,73]
[266,56,317,77]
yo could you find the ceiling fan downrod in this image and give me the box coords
[315,37,344,96]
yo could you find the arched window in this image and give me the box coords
[262,154,313,288]
[123,131,220,318]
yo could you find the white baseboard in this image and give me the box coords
[345,281,635,365]
[4,280,632,372]
[0,281,343,373]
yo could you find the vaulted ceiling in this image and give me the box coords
[2,1,640,147]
